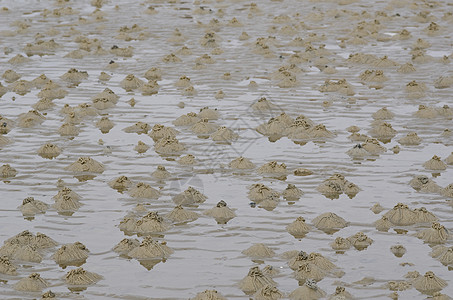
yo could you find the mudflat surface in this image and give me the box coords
[0,0,452,299]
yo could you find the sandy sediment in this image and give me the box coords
[289,279,325,299]
[191,290,227,300]
[127,236,173,260]
[173,187,207,206]
[203,200,236,224]
[52,242,89,266]
[18,197,49,216]
[64,267,102,285]
[129,182,160,199]
[239,266,276,295]
[65,157,104,173]
[165,205,199,223]
[113,238,140,255]
[14,273,49,292]
[286,217,311,238]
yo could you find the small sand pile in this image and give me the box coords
[173,186,207,206]
[346,143,372,158]
[110,45,133,57]
[413,207,438,223]
[124,122,151,134]
[154,137,185,154]
[370,203,385,214]
[53,194,82,213]
[423,155,447,171]
[191,290,227,300]
[307,252,337,272]
[53,187,81,202]
[211,126,238,142]
[328,286,353,299]
[37,82,67,100]
[289,279,325,299]
[148,124,178,141]
[319,79,355,96]
[96,117,114,133]
[33,98,55,111]
[258,161,287,176]
[251,97,276,111]
[203,200,236,224]
[128,236,173,260]
[144,67,162,81]
[10,80,32,95]
[253,284,283,300]
[109,175,132,191]
[239,266,276,295]
[312,212,348,233]
[390,245,407,258]
[190,119,218,135]
[52,242,89,266]
[434,76,453,89]
[0,164,16,178]
[198,107,219,120]
[431,245,453,266]
[409,175,441,193]
[398,132,422,145]
[369,122,397,141]
[64,267,102,285]
[120,74,144,92]
[18,197,48,216]
[140,80,159,95]
[173,112,200,126]
[165,205,199,223]
[229,157,255,169]
[414,105,438,119]
[242,243,275,259]
[113,238,140,255]
[98,72,111,81]
[17,109,46,128]
[0,255,17,275]
[92,88,119,109]
[256,117,288,137]
[437,105,453,118]
[286,217,311,238]
[66,157,104,173]
[330,237,352,252]
[361,138,386,155]
[58,123,79,136]
[129,182,160,199]
[372,107,394,120]
[60,68,88,86]
[2,69,21,83]
[416,222,450,244]
[134,211,170,234]
[75,103,97,118]
[178,154,196,165]
[348,232,373,250]
[0,231,56,260]
[441,184,453,198]
[288,251,309,270]
[37,143,61,159]
[282,184,303,201]
[14,273,49,292]
[248,183,280,203]
[383,203,417,226]
[414,271,447,295]
[317,174,359,198]
[262,265,279,278]
[374,216,393,232]
[294,262,326,282]
[151,165,171,180]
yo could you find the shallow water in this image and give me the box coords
[0,0,452,299]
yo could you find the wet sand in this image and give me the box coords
[0,0,452,299]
